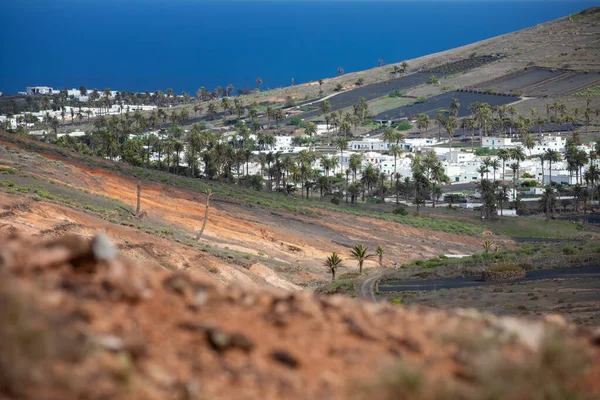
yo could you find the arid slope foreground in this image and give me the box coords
[1,233,600,400]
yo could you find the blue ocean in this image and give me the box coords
[0,0,597,95]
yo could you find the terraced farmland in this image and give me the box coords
[372,91,519,121]
[423,54,504,74]
[471,67,600,97]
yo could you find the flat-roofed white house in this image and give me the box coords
[350,138,390,152]
[26,86,56,95]
[482,137,514,149]
[529,135,567,156]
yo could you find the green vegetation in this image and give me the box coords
[389,90,405,98]
[569,12,583,22]
[1,167,17,174]
[392,206,407,215]
[396,239,599,274]
[574,85,600,97]
[289,116,308,128]
[366,96,412,114]
[391,121,412,131]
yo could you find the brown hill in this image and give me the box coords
[1,233,599,400]
[0,133,485,290]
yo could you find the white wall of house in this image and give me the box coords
[350,138,390,152]
[482,137,514,149]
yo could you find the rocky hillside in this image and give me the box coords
[0,133,486,290]
[1,232,599,400]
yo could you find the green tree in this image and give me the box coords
[350,244,374,274]
[324,252,343,281]
[544,149,560,185]
[523,134,535,157]
[376,245,384,267]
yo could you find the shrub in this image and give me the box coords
[389,90,405,98]
[1,167,16,174]
[392,121,412,131]
[330,196,340,205]
[562,247,576,255]
[393,206,408,215]
[289,116,307,128]
[521,172,535,179]
[391,299,403,305]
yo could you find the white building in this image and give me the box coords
[528,135,567,156]
[316,124,334,136]
[482,137,514,149]
[26,86,56,95]
[350,138,390,152]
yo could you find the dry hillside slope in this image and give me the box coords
[1,233,599,400]
[0,134,486,290]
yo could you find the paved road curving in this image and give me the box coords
[359,268,389,302]
[378,265,600,293]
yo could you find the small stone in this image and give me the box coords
[178,321,216,332]
[192,290,209,306]
[92,233,118,261]
[207,328,231,352]
[163,272,193,296]
[271,350,299,369]
[230,333,255,352]
[93,334,125,351]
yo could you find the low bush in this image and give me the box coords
[389,90,406,98]
[562,247,576,255]
[393,206,408,215]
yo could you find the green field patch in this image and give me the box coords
[367,96,414,115]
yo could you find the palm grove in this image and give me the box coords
[3,80,600,218]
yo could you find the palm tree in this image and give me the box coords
[477,165,489,181]
[274,109,284,128]
[376,245,384,267]
[498,149,510,181]
[584,165,599,205]
[445,116,458,157]
[483,158,493,180]
[450,98,460,118]
[523,134,535,156]
[539,187,556,221]
[349,153,363,183]
[509,146,526,185]
[544,149,560,185]
[350,244,374,274]
[389,144,403,198]
[401,61,408,72]
[335,137,349,175]
[324,252,343,281]
[537,153,546,186]
[256,77,262,91]
[490,159,501,182]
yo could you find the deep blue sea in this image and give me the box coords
[0,0,597,95]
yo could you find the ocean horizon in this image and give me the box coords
[0,0,597,95]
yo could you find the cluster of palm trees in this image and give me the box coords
[321,97,369,137]
[324,244,385,281]
[474,136,600,220]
